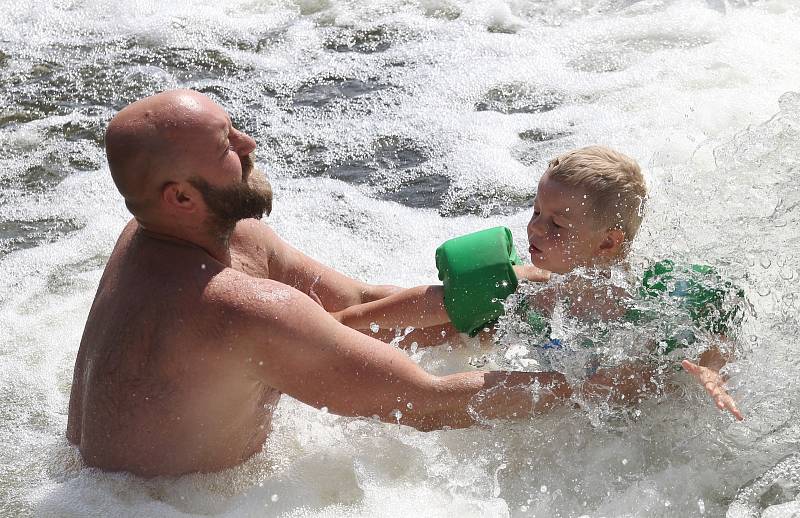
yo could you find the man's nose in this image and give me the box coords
[231,129,257,156]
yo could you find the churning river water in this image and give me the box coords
[1,0,799,516]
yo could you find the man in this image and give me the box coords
[67,89,575,477]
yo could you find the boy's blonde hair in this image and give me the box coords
[546,146,647,242]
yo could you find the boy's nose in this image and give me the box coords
[527,218,544,238]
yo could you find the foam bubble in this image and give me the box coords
[1,0,799,516]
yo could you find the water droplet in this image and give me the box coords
[370,322,380,333]
[406,402,413,410]
[760,257,772,269]
[271,494,279,502]
[622,458,628,465]
[201,263,206,270]
[320,406,328,413]
[540,485,548,493]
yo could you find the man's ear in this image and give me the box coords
[598,228,625,256]
[161,181,198,212]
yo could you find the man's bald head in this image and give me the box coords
[105,89,223,215]
[105,90,271,241]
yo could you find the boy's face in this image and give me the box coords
[526,172,615,274]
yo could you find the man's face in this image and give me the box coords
[526,172,609,274]
[189,154,273,233]
[177,96,273,234]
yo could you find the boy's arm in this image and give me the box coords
[335,265,551,345]
[682,342,743,420]
[513,264,551,283]
[584,343,744,420]
[333,285,451,332]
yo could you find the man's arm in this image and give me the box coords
[234,219,399,311]
[237,279,572,430]
[580,363,662,405]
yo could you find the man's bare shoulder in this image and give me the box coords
[228,219,287,278]
[206,266,308,323]
[230,219,281,252]
[202,267,339,373]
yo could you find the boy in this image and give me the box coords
[333,146,744,420]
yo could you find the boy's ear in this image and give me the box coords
[598,229,625,256]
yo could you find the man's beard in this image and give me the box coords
[188,154,273,240]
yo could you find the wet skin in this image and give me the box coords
[67,90,572,477]
[66,219,393,476]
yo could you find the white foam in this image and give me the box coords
[1,0,800,516]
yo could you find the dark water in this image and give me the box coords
[2,2,800,516]
[0,19,569,235]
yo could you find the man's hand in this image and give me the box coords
[581,363,661,405]
[682,360,744,421]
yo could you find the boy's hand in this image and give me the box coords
[681,360,744,421]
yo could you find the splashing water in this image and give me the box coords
[1,0,800,517]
